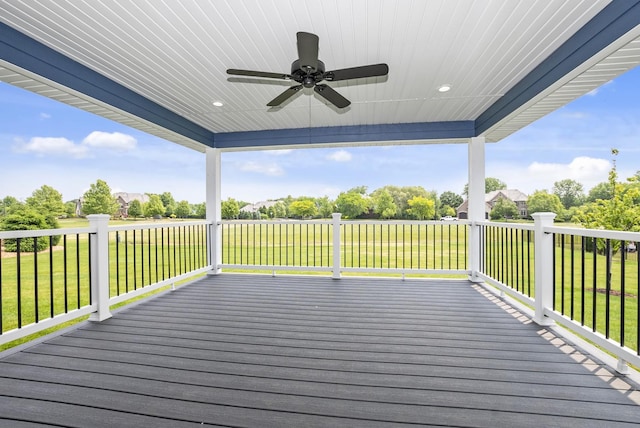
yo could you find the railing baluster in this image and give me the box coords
[570,234,575,320]
[49,236,54,319]
[125,231,129,293]
[76,233,81,310]
[621,240,626,347]
[154,228,159,283]
[63,235,68,313]
[592,236,597,331]
[581,236,586,326]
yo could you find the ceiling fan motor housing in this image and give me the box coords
[291,59,325,87]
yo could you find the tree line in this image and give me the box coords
[0,179,207,248]
[222,185,465,221]
[2,148,639,238]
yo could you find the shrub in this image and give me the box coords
[1,209,50,252]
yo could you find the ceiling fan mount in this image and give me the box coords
[227,32,389,109]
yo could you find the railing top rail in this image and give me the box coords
[109,220,210,232]
[341,219,471,226]
[546,225,640,241]
[474,220,534,231]
[0,226,96,239]
[219,219,330,225]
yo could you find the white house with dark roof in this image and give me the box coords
[113,192,150,218]
[457,189,528,219]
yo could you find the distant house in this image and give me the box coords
[113,192,149,218]
[239,200,279,215]
[457,189,529,219]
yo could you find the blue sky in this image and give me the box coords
[1,66,639,204]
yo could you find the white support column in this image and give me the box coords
[467,136,485,282]
[332,213,342,279]
[87,214,112,322]
[532,212,556,326]
[206,147,222,275]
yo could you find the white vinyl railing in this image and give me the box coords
[2,212,640,374]
[0,215,211,346]
[219,213,470,277]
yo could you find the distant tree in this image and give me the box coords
[159,192,176,217]
[64,200,77,217]
[0,206,50,252]
[335,190,370,219]
[527,190,563,217]
[439,191,463,210]
[143,194,165,218]
[574,149,640,234]
[440,205,457,217]
[587,181,613,202]
[25,185,66,218]
[463,177,507,196]
[272,201,287,218]
[82,179,119,216]
[490,197,519,220]
[553,179,585,209]
[315,196,334,218]
[406,196,435,220]
[128,199,143,218]
[193,202,206,219]
[349,185,368,195]
[175,200,192,218]
[289,200,318,218]
[221,198,240,219]
[372,190,397,219]
[371,185,429,218]
[0,196,20,216]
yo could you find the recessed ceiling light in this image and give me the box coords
[212,101,224,107]
[438,84,451,93]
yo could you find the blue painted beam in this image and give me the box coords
[475,0,640,136]
[0,22,215,146]
[213,121,475,149]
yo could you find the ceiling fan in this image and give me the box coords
[227,32,389,109]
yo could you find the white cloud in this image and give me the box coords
[39,113,51,120]
[492,156,611,194]
[82,131,137,151]
[327,150,352,162]
[14,137,89,158]
[239,161,284,176]
[528,156,610,180]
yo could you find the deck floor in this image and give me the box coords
[1,274,640,427]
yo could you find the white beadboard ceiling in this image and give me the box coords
[1,0,640,152]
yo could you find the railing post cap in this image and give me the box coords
[86,214,111,223]
[332,213,342,220]
[531,212,556,220]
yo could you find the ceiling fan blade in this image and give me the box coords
[297,32,319,72]
[324,63,389,81]
[267,85,303,106]
[314,84,350,108]
[227,69,290,80]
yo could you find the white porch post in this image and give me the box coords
[206,147,222,275]
[467,136,485,282]
[532,212,556,326]
[87,214,112,322]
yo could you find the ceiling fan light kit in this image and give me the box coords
[227,32,389,109]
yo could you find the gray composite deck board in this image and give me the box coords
[1,275,640,427]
